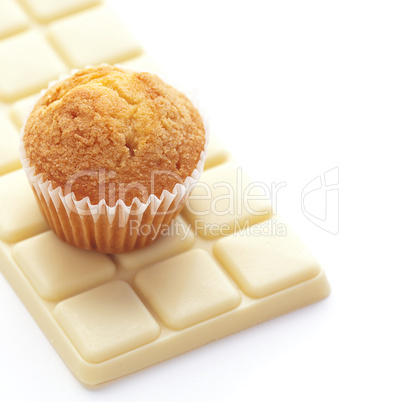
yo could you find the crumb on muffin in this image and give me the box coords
[23,65,205,205]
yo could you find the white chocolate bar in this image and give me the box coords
[47,5,142,68]
[0,30,67,101]
[0,0,29,39]
[0,113,21,175]
[0,0,330,386]
[0,169,49,243]
[19,0,101,23]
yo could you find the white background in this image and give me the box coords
[1,0,402,401]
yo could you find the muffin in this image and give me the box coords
[20,65,207,253]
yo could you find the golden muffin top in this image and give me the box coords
[23,65,205,205]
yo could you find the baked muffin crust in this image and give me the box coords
[23,65,205,204]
